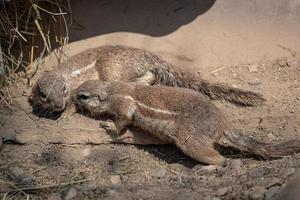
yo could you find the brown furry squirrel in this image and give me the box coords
[30,45,265,116]
[73,80,299,166]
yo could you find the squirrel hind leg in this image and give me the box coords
[136,71,156,85]
[177,139,227,166]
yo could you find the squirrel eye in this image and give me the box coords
[78,92,90,100]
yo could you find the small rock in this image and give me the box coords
[11,166,24,178]
[277,58,286,67]
[230,159,242,171]
[231,84,238,88]
[10,166,33,185]
[169,163,187,173]
[248,167,265,178]
[82,148,90,157]
[274,170,300,200]
[288,107,295,113]
[110,175,121,185]
[248,64,259,72]
[248,186,266,200]
[265,186,281,200]
[152,168,167,178]
[64,187,77,200]
[248,78,262,85]
[205,197,221,200]
[286,58,299,68]
[106,189,119,196]
[2,129,17,142]
[216,187,230,196]
[232,72,237,78]
[282,168,296,178]
[48,193,62,200]
[79,183,97,192]
[266,177,282,188]
[193,165,223,174]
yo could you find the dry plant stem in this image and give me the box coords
[34,19,50,53]
[33,4,67,16]
[10,179,92,192]
[30,161,54,174]
[1,1,72,86]
[0,95,12,109]
[4,86,12,103]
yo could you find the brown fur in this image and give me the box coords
[73,80,300,166]
[30,45,265,115]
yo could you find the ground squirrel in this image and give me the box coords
[73,80,300,166]
[30,45,265,116]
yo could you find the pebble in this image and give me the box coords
[232,72,237,78]
[266,177,282,188]
[106,189,119,196]
[79,183,97,192]
[11,166,25,178]
[286,58,299,68]
[64,187,77,200]
[231,84,238,88]
[248,64,259,72]
[282,168,295,178]
[248,186,266,200]
[169,163,187,173]
[10,166,33,185]
[265,186,281,200]
[248,78,262,85]
[274,170,300,200]
[2,128,17,142]
[204,197,220,200]
[110,175,122,185]
[248,167,265,178]
[276,58,287,67]
[193,165,223,174]
[48,193,62,200]
[216,187,230,196]
[230,159,242,171]
[152,168,167,178]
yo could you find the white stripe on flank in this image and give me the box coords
[121,95,177,116]
[71,60,97,77]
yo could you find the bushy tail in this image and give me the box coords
[198,81,266,106]
[148,60,266,106]
[222,130,300,159]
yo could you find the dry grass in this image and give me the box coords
[0,0,72,90]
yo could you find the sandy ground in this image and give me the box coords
[1,49,300,199]
[1,0,300,199]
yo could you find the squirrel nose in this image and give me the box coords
[52,101,65,111]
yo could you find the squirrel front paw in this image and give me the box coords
[99,120,118,134]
